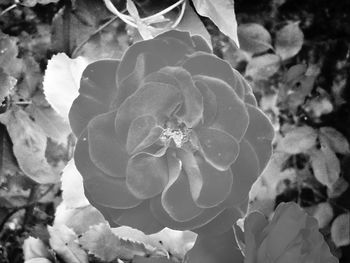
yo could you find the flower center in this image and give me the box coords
[160,121,191,148]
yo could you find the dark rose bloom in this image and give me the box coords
[243,202,338,263]
[69,30,274,234]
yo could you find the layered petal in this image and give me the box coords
[182,53,245,98]
[161,152,203,221]
[113,52,167,109]
[126,152,169,199]
[115,82,182,143]
[116,35,194,84]
[159,67,203,127]
[87,111,128,178]
[195,127,239,171]
[244,104,274,173]
[194,80,217,126]
[194,75,249,141]
[69,60,119,136]
[126,115,163,155]
[74,130,142,208]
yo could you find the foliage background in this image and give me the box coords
[0,0,349,262]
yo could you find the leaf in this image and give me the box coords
[61,161,90,208]
[309,202,334,229]
[133,256,177,263]
[327,177,349,198]
[80,223,165,261]
[331,213,350,247]
[0,32,22,76]
[23,237,50,261]
[25,258,52,263]
[191,0,239,47]
[0,68,16,102]
[245,54,280,80]
[319,127,350,154]
[238,23,272,54]
[277,126,317,154]
[26,104,71,145]
[43,53,88,121]
[48,225,88,263]
[127,0,153,40]
[0,108,60,184]
[18,0,59,7]
[275,22,304,60]
[309,137,340,188]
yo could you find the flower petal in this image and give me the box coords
[194,80,217,126]
[113,52,167,109]
[116,200,164,234]
[88,111,128,178]
[161,152,203,222]
[195,127,239,171]
[191,35,212,53]
[194,75,249,141]
[117,37,194,84]
[126,115,163,155]
[74,129,142,208]
[244,104,274,173]
[115,82,182,143]
[158,67,203,127]
[224,139,260,208]
[126,153,169,199]
[182,53,245,98]
[155,30,194,49]
[142,71,179,87]
[69,60,119,137]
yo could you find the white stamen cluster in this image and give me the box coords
[160,126,191,148]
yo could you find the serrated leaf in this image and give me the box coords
[238,23,272,54]
[278,126,317,154]
[285,64,307,83]
[331,213,350,247]
[310,137,340,188]
[327,177,349,198]
[0,108,60,184]
[275,22,304,60]
[43,53,88,121]
[27,104,71,145]
[61,161,89,209]
[245,54,280,80]
[192,0,239,47]
[48,225,88,263]
[80,223,163,261]
[23,237,50,261]
[319,127,350,154]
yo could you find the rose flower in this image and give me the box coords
[69,30,274,234]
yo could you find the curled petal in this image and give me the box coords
[195,127,239,171]
[194,75,249,141]
[159,67,203,127]
[142,71,179,87]
[126,153,169,199]
[195,80,217,126]
[113,52,167,109]
[115,82,182,143]
[180,150,234,208]
[74,130,142,208]
[244,104,274,173]
[224,139,260,208]
[116,200,164,234]
[69,60,119,137]
[182,53,245,98]
[88,111,128,178]
[161,152,203,222]
[126,115,163,155]
[117,37,194,84]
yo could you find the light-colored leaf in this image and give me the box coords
[127,0,153,40]
[0,108,60,184]
[278,126,317,154]
[27,104,71,145]
[245,54,280,80]
[43,53,89,121]
[238,23,272,54]
[327,177,349,198]
[319,127,350,154]
[80,223,164,261]
[331,213,350,247]
[310,202,334,229]
[0,68,16,102]
[191,0,239,47]
[25,258,52,263]
[61,161,90,208]
[275,22,304,60]
[48,225,88,263]
[23,237,50,261]
[309,137,340,188]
